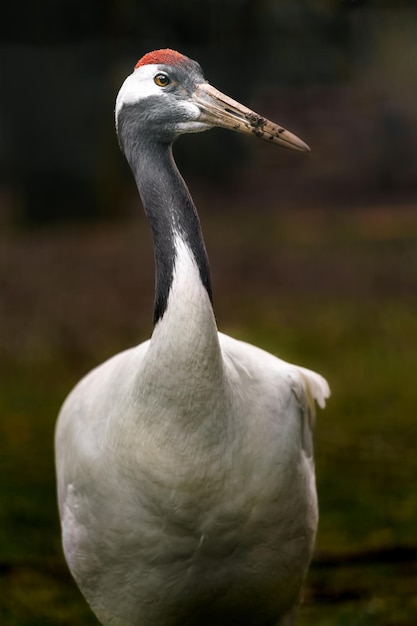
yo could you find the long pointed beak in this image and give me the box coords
[193,82,310,152]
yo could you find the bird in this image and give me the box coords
[55,49,330,626]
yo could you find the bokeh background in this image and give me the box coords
[1,1,417,624]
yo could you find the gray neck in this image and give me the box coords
[118,104,212,324]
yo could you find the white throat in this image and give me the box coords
[154,234,217,348]
[126,234,225,439]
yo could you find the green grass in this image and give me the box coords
[1,206,417,624]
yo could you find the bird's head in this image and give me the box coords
[115,48,310,151]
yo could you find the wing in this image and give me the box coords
[218,332,330,457]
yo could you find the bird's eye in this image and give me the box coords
[154,73,170,88]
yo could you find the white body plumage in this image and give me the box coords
[55,49,329,626]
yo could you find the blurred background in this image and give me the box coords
[1,0,417,624]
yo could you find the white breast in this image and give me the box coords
[55,321,328,625]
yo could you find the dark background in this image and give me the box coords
[1,1,417,625]
[1,0,416,225]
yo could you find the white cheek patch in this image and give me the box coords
[176,120,211,134]
[175,101,204,127]
[115,65,164,121]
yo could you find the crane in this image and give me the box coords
[55,49,330,626]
